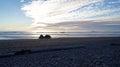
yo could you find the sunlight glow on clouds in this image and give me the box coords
[21,0,120,32]
[22,0,102,25]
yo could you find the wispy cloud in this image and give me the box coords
[21,0,120,32]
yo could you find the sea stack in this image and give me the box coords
[39,34,44,39]
[44,35,51,39]
[39,34,51,39]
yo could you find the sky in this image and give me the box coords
[0,0,120,32]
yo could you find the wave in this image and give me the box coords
[0,31,120,40]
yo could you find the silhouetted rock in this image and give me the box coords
[39,34,51,39]
[44,35,51,39]
[39,34,44,39]
[15,50,32,55]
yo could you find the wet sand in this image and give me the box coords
[0,37,120,51]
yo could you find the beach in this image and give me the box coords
[0,37,120,67]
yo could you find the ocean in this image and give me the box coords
[0,31,120,40]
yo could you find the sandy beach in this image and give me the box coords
[0,37,120,67]
[0,37,119,50]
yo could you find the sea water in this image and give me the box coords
[0,31,120,40]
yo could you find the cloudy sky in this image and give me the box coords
[0,0,120,32]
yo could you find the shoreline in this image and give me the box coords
[0,36,120,40]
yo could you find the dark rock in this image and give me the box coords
[39,34,44,39]
[15,50,32,55]
[39,34,51,39]
[44,35,51,39]
[110,43,120,46]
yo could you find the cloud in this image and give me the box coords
[20,0,25,2]
[21,0,120,32]
[0,26,30,31]
[30,19,120,32]
[22,0,102,25]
